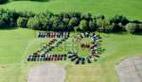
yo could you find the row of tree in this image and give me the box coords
[0,9,142,34]
[0,0,50,4]
[0,0,8,4]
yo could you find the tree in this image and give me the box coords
[63,18,69,25]
[110,15,129,25]
[68,17,79,30]
[0,19,5,27]
[110,23,124,32]
[58,22,66,31]
[81,13,92,21]
[0,0,8,4]
[139,24,142,31]
[17,17,28,28]
[68,12,81,18]
[79,20,88,31]
[97,17,110,32]
[27,17,41,30]
[88,20,97,31]
[50,16,60,31]
[125,23,139,34]
[0,13,9,27]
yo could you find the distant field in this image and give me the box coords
[0,0,142,20]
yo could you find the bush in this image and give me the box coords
[79,20,88,31]
[81,13,92,21]
[109,15,129,33]
[17,17,28,28]
[88,20,97,31]
[110,23,124,32]
[96,18,110,32]
[68,17,79,30]
[0,0,8,4]
[10,0,50,1]
[0,19,5,27]
[110,15,129,25]
[27,17,41,30]
[139,24,142,30]
[125,23,139,34]
[2,8,142,33]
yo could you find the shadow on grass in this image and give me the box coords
[9,0,51,2]
[133,33,142,35]
[30,0,51,2]
[102,31,128,35]
[0,27,18,30]
[0,0,10,4]
[0,0,52,4]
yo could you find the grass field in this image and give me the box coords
[0,28,142,82]
[0,0,142,82]
[0,0,142,20]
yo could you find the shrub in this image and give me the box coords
[27,17,41,30]
[139,24,142,30]
[79,20,88,31]
[88,20,97,31]
[110,15,129,25]
[110,23,124,32]
[17,17,28,28]
[0,19,5,27]
[81,13,92,21]
[125,23,139,34]
[68,17,79,30]
[50,16,60,31]
[39,18,51,30]
[0,0,8,4]
[10,0,50,1]
[97,18,110,32]
[2,8,142,33]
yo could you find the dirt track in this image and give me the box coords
[116,56,142,82]
[28,63,66,82]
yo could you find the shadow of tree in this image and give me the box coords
[0,0,9,4]
[0,27,18,30]
[10,0,51,2]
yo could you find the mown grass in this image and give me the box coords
[0,28,49,82]
[0,28,142,82]
[0,0,142,82]
[0,0,142,20]
[65,33,142,82]
[0,28,35,64]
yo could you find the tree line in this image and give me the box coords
[0,9,142,34]
[0,0,50,4]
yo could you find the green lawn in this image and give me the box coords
[0,0,142,20]
[0,0,142,82]
[0,28,49,82]
[0,28,142,82]
[66,33,142,82]
[50,33,94,57]
[0,28,34,64]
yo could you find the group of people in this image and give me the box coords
[67,51,97,64]
[38,31,70,38]
[27,32,70,62]
[90,33,103,59]
[27,31,103,64]
[70,32,103,64]
[81,43,91,48]
[37,39,58,55]
[67,50,101,65]
[27,54,67,61]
